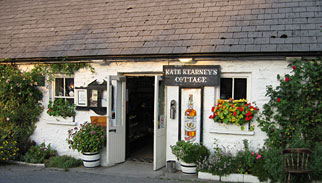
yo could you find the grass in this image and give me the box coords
[45,155,82,170]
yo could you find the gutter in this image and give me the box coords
[0,51,321,64]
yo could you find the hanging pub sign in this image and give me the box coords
[163,65,220,87]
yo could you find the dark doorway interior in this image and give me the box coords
[126,76,154,163]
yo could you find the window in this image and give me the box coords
[54,76,74,104]
[220,77,247,100]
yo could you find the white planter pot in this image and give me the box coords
[180,161,196,174]
[198,172,220,181]
[82,152,100,168]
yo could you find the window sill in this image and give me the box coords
[45,117,76,126]
[210,123,255,136]
[210,129,255,136]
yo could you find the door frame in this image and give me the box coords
[122,73,166,170]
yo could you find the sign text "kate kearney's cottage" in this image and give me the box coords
[163,65,220,87]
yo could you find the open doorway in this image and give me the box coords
[126,76,154,163]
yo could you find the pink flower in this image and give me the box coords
[285,77,290,82]
[6,79,10,83]
[251,152,254,156]
[256,154,262,160]
[90,130,96,135]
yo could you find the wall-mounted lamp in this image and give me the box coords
[178,58,195,63]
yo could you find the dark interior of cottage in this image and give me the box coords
[126,77,154,163]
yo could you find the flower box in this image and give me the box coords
[198,172,269,183]
[198,172,220,181]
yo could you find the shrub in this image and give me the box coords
[23,142,57,163]
[0,64,43,157]
[171,140,210,164]
[258,59,322,148]
[0,132,19,162]
[45,155,82,169]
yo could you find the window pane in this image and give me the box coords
[234,78,247,100]
[55,78,64,96]
[220,78,232,99]
[65,78,74,97]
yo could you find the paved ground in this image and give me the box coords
[0,161,211,183]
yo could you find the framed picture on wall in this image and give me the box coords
[75,89,87,107]
[181,88,201,143]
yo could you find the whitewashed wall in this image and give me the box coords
[20,59,291,166]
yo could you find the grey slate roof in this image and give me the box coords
[0,0,322,59]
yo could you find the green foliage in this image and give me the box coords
[258,58,322,148]
[33,62,94,82]
[67,122,106,153]
[23,142,57,163]
[47,99,76,118]
[198,140,264,177]
[209,99,259,130]
[0,64,43,156]
[170,140,210,164]
[0,130,19,162]
[45,155,82,169]
[310,143,322,180]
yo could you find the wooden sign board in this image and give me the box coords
[90,116,107,127]
[163,65,220,87]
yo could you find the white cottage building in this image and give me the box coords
[0,0,321,170]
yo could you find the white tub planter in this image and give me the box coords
[198,172,220,181]
[221,173,244,182]
[82,152,100,168]
[198,172,268,183]
[243,174,261,183]
[180,161,196,174]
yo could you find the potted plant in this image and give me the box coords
[171,140,210,174]
[67,122,106,167]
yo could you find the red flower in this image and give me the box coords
[245,117,250,121]
[209,115,213,119]
[211,106,215,112]
[246,111,252,116]
[254,108,258,111]
[233,111,237,116]
[285,77,290,82]
[47,109,51,112]
[292,65,296,70]
[239,107,244,112]
[277,98,281,102]
[271,128,274,132]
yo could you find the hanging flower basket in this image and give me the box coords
[209,99,259,130]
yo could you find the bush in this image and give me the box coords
[0,64,43,157]
[23,142,57,163]
[258,59,322,148]
[310,143,322,180]
[45,155,82,169]
[0,132,19,162]
[171,140,210,164]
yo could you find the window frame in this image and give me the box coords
[216,73,251,103]
[51,74,75,104]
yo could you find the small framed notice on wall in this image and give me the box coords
[75,89,87,107]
